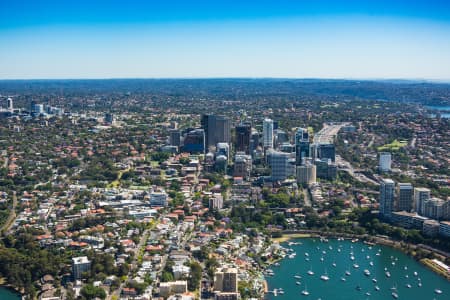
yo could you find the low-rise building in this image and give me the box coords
[159,281,188,298]
[422,219,440,237]
[439,221,450,238]
[150,190,168,207]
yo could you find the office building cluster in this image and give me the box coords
[0,97,65,118]
[166,115,340,187]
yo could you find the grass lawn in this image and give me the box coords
[377,139,407,151]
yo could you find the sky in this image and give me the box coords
[1,0,450,80]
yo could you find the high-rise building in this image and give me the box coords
[379,152,392,172]
[379,178,395,220]
[263,118,274,148]
[233,152,252,180]
[214,268,238,293]
[250,129,260,153]
[202,115,231,148]
[295,128,310,165]
[209,193,224,210]
[182,129,205,153]
[6,98,13,112]
[276,130,289,146]
[31,103,45,116]
[414,187,430,214]
[104,113,115,124]
[397,183,413,212]
[72,256,91,279]
[169,129,182,147]
[267,149,295,181]
[317,143,335,162]
[216,143,230,160]
[422,198,447,220]
[296,162,316,185]
[235,123,251,154]
[314,159,337,181]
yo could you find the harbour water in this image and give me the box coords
[426,105,450,118]
[265,238,450,300]
[0,287,21,299]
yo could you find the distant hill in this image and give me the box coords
[0,78,449,105]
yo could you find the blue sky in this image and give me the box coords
[1,0,450,79]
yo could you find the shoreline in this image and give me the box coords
[0,286,22,299]
[271,233,312,243]
[0,278,24,299]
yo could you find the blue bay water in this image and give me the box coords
[0,287,20,299]
[265,238,450,300]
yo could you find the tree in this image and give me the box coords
[188,261,202,291]
[80,284,106,300]
[161,271,174,282]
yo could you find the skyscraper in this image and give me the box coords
[379,152,392,172]
[202,115,231,148]
[295,128,310,165]
[397,183,413,212]
[263,118,274,148]
[379,178,395,220]
[235,122,251,154]
[6,98,13,112]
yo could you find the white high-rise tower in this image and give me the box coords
[263,118,274,148]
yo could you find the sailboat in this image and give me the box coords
[391,284,398,299]
[307,265,314,276]
[320,269,330,281]
[301,284,310,296]
[434,289,443,294]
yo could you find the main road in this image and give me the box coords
[313,122,350,145]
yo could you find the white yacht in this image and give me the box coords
[434,289,443,294]
[320,269,329,281]
[301,285,309,296]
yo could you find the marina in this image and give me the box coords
[265,238,450,299]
